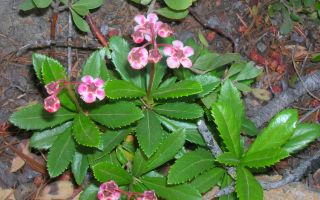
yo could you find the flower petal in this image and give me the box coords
[183,46,194,57]
[81,93,96,103]
[180,58,192,68]
[96,89,105,100]
[147,13,158,23]
[77,84,88,95]
[166,57,180,68]
[163,46,174,56]
[134,15,146,24]
[172,40,184,48]
[81,75,94,83]
[94,78,104,88]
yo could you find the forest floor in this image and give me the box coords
[0,0,320,199]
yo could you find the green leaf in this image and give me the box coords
[154,102,203,120]
[212,102,241,158]
[219,173,236,200]
[164,0,192,10]
[32,0,52,8]
[105,80,146,99]
[216,152,240,166]
[152,80,202,99]
[193,53,241,72]
[198,31,209,47]
[32,53,46,82]
[218,79,244,120]
[283,123,320,154]
[156,7,189,19]
[10,104,75,130]
[132,148,148,177]
[144,129,186,173]
[247,109,298,154]
[136,110,164,158]
[188,74,221,98]
[190,168,225,193]
[19,0,36,11]
[79,184,99,200]
[47,126,75,177]
[88,149,120,166]
[72,0,103,10]
[280,18,293,35]
[73,112,101,148]
[147,61,166,94]
[192,53,218,71]
[109,36,145,89]
[142,177,202,200]
[71,9,90,32]
[72,150,89,185]
[92,162,132,185]
[71,4,89,16]
[235,62,262,81]
[82,48,109,81]
[89,102,143,128]
[311,53,320,63]
[241,148,289,168]
[168,149,214,184]
[236,167,263,200]
[30,121,73,149]
[242,118,259,136]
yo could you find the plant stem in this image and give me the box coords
[66,84,82,112]
[86,15,108,47]
[147,63,156,98]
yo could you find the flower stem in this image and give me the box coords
[65,84,82,112]
[147,63,156,98]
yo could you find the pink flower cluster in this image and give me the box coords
[97,181,157,200]
[43,75,105,113]
[128,13,194,69]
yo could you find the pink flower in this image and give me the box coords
[135,190,157,200]
[128,47,149,69]
[132,13,159,43]
[45,81,59,95]
[163,40,194,68]
[148,49,162,63]
[97,181,121,200]
[156,22,173,38]
[77,75,105,103]
[44,95,60,113]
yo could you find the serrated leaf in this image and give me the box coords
[241,118,259,136]
[219,173,236,200]
[156,7,189,19]
[147,61,166,94]
[105,80,146,99]
[92,162,132,185]
[136,110,164,158]
[193,53,241,72]
[188,74,221,98]
[32,53,46,82]
[72,150,89,185]
[241,148,289,168]
[19,0,36,11]
[168,149,214,184]
[144,129,186,173]
[47,126,75,177]
[73,112,101,148]
[132,148,148,177]
[235,62,262,81]
[82,48,109,81]
[216,152,240,166]
[152,80,202,99]
[33,0,52,8]
[283,123,320,154]
[212,102,241,158]
[159,77,177,89]
[79,184,99,200]
[89,102,143,128]
[10,104,75,130]
[218,79,244,120]
[109,36,145,89]
[184,129,206,146]
[236,167,263,200]
[30,121,73,149]
[164,0,192,10]
[198,31,209,47]
[154,102,203,120]
[72,0,103,10]
[190,167,225,193]
[142,176,202,200]
[88,150,120,166]
[71,9,90,32]
[247,109,298,154]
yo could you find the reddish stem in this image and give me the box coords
[51,12,58,40]
[86,15,108,47]
[147,62,156,98]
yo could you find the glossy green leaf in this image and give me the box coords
[30,121,72,149]
[109,36,145,89]
[72,150,89,185]
[79,184,99,200]
[152,80,202,99]
[73,112,101,148]
[283,123,320,154]
[154,102,203,120]
[92,162,132,185]
[236,167,263,200]
[32,53,46,82]
[82,48,109,81]
[188,74,220,98]
[89,102,143,128]
[247,109,298,154]
[105,80,146,99]
[164,0,192,10]
[168,149,214,184]
[235,62,262,81]
[190,167,225,193]
[144,129,186,173]
[47,127,75,177]
[72,0,103,10]
[216,152,240,166]
[136,110,164,158]
[88,149,120,166]
[132,148,148,177]
[242,118,259,136]
[10,104,75,130]
[156,7,189,19]
[19,0,36,11]
[212,102,241,158]
[193,53,241,72]
[142,177,202,200]
[71,9,90,32]
[32,0,52,8]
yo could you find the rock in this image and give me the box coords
[291,32,305,43]
[257,42,267,53]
